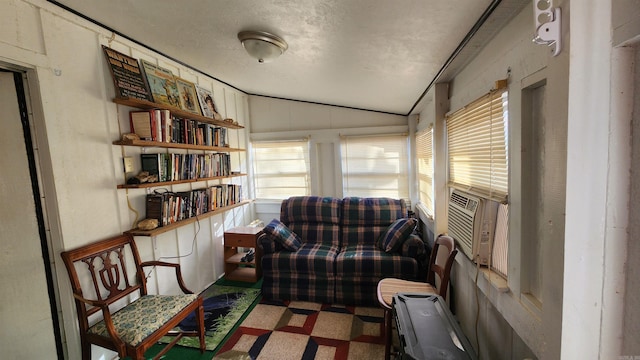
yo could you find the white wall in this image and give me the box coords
[417,1,640,359]
[415,1,569,358]
[0,1,252,359]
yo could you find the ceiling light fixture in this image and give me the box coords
[238,30,288,63]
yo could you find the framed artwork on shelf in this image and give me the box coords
[176,78,202,115]
[196,85,223,120]
[140,59,181,108]
[101,46,152,101]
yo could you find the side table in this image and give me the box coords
[223,226,263,282]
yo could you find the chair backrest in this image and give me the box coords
[60,234,147,329]
[426,234,458,300]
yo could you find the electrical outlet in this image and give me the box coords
[123,156,134,174]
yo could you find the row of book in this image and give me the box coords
[141,153,231,183]
[146,184,242,227]
[129,109,228,147]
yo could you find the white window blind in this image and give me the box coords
[492,203,509,277]
[446,89,509,202]
[416,127,434,216]
[341,134,409,203]
[252,139,310,200]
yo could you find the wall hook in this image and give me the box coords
[532,0,561,56]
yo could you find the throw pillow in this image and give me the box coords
[378,218,417,253]
[263,219,302,251]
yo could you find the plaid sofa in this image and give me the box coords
[259,196,426,306]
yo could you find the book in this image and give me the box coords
[101,46,152,101]
[176,78,202,116]
[140,59,181,108]
[160,109,171,142]
[129,111,153,140]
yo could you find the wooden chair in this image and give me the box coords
[61,233,205,360]
[376,234,458,360]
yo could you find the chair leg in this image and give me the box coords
[80,339,90,360]
[196,300,206,353]
[384,308,392,360]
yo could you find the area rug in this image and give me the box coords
[214,299,386,360]
[162,282,261,351]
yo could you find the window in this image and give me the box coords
[340,134,409,203]
[447,88,509,275]
[446,89,509,202]
[251,139,310,200]
[416,127,434,216]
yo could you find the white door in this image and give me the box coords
[0,71,58,358]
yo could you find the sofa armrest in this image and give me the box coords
[257,233,284,254]
[399,233,427,260]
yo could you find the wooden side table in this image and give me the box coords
[223,226,263,282]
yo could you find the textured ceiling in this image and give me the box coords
[50,0,529,115]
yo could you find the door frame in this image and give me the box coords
[1,65,65,358]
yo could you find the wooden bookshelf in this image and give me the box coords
[125,200,252,237]
[113,96,245,129]
[113,138,245,152]
[117,173,247,189]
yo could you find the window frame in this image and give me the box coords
[251,138,311,200]
[340,133,410,204]
[416,126,434,217]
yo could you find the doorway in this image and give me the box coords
[0,69,63,358]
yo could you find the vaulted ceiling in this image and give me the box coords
[50,0,529,115]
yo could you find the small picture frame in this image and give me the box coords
[175,78,202,115]
[196,85,222,120]
[140,59,181,108]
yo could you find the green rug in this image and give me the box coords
[160,279,261,352]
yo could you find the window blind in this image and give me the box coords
[252,139,310,200]
[341,134,409,204]
[416,127,434,216]
[446,89,509,202]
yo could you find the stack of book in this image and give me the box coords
[129,110,228,146]
[141,153,231,182]
[145,184,242,227]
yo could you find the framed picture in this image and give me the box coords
[195,85,222,120]
[175,78,202,116]
[140,59,181,108]
[101,46,152,101]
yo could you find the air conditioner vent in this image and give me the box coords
[447,189,499,265]
[450,191,469,208]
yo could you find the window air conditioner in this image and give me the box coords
[447,189,499,265]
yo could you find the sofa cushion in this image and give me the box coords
[261,243,338,276]
[378,218,417,253]
[334,244,421,305]
[341,197,407,247]
[281,196,342,247]
[263,219,302,251]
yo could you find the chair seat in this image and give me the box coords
[377,278,436,309]
[88,294,198,346]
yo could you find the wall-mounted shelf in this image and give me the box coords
[117,173,247,189]
[113,96,245,129]
[125,200,252,237]
[113,139,245,152]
